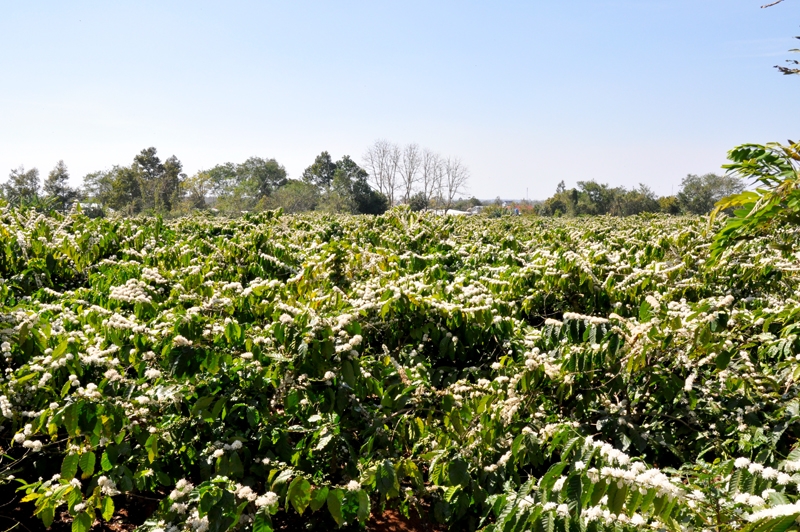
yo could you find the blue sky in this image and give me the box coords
[1,1,797,200]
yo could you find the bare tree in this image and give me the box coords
[441,157,470,213]
[365,140,470,211]
[420,149,443,210]
[363,139,400,206]
[398,143,421,204]
[387,143,400,206]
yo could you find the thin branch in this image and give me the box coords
[761,0,786,7]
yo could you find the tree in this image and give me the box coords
[658,195,682,214]
[82,170,115,205]
[105,166,143,215]
[302,152,337,190]
[438,157,470,213]
[611,184,660,216]
[538,182,573,216]
[408,191,429,212]
[2,166,40,206]
[265,180,319,213]
[182,171,214,210]
[159,155,184,212]
[363,140,400,206]
[239,157,287,198]
[206,162,238,200]
[575,181,617,215]
[677,173,745,215]
[420,149,443,210]
[308,154,388,215]
[133,147,184,212]
[205,157,288,211]
[398,143,421,204]
[43,161,81,212]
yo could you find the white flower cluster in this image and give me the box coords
[0,394,13,418]
[97,475,120,496]
[109,278,153,304]
[208,440,243,461]
[746,502,800,522]
[169,478,194,500]
[13,424,43,452]
[186,510,209,532]
[234,483,258,502]
[583,439,683,501]
[172,335,192,347]
[562,312,609,325]
[582,506,648,527]
[255,491,279,508]
[734,457,793,486]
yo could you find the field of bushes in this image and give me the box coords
[2,207,800,531]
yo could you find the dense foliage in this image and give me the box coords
[535,174,743,218]
[712,140,800,258]
[2,207,800,531]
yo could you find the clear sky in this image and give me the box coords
[1,1,797,200]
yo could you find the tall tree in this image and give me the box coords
[132,147,184,212]
[82,170,115,205]
[239,157,288,197]
[398,143,421,204]
[108,166,143,215]
[336,155,388,214]
[2,166,40,206]
[302,152,337,189]
[303,153,388,215]
[43,160,81,212]
[183,171,214,210]
[420,149,443,210]
[677,173,745,215]
[441,157,470,213]
[363,140,400,206]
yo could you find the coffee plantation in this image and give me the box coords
[2,207,800,531]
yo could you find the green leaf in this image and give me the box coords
[61,454,80,480]
[609,484,628,515]
[444,485,460,502]
[102,496,115,521]
[79,452,96,479]
[716,350,733,370]
[327,489,345,527]
[253,512,274,532]
[567,474,582,514]
[356,489,370,524]
[229,452,244,478]
[101,451,113,471]
[448,458,470,487]
[145,434,158,463]
[72,511,92,532]
[211,397,227,421]
[310,486,329,512]
[271,469,293,491]
[40,505,55,528]
[377,460,399,497]
[342,360,356,388]
[639,300,653,322]
[64,403,80,436]
[287,476,312,515]
[199,486,223,515]
[191,396,215,417]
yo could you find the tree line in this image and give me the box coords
[1,146,745,218]
[532,173,744,217]
[0,141,472,216]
